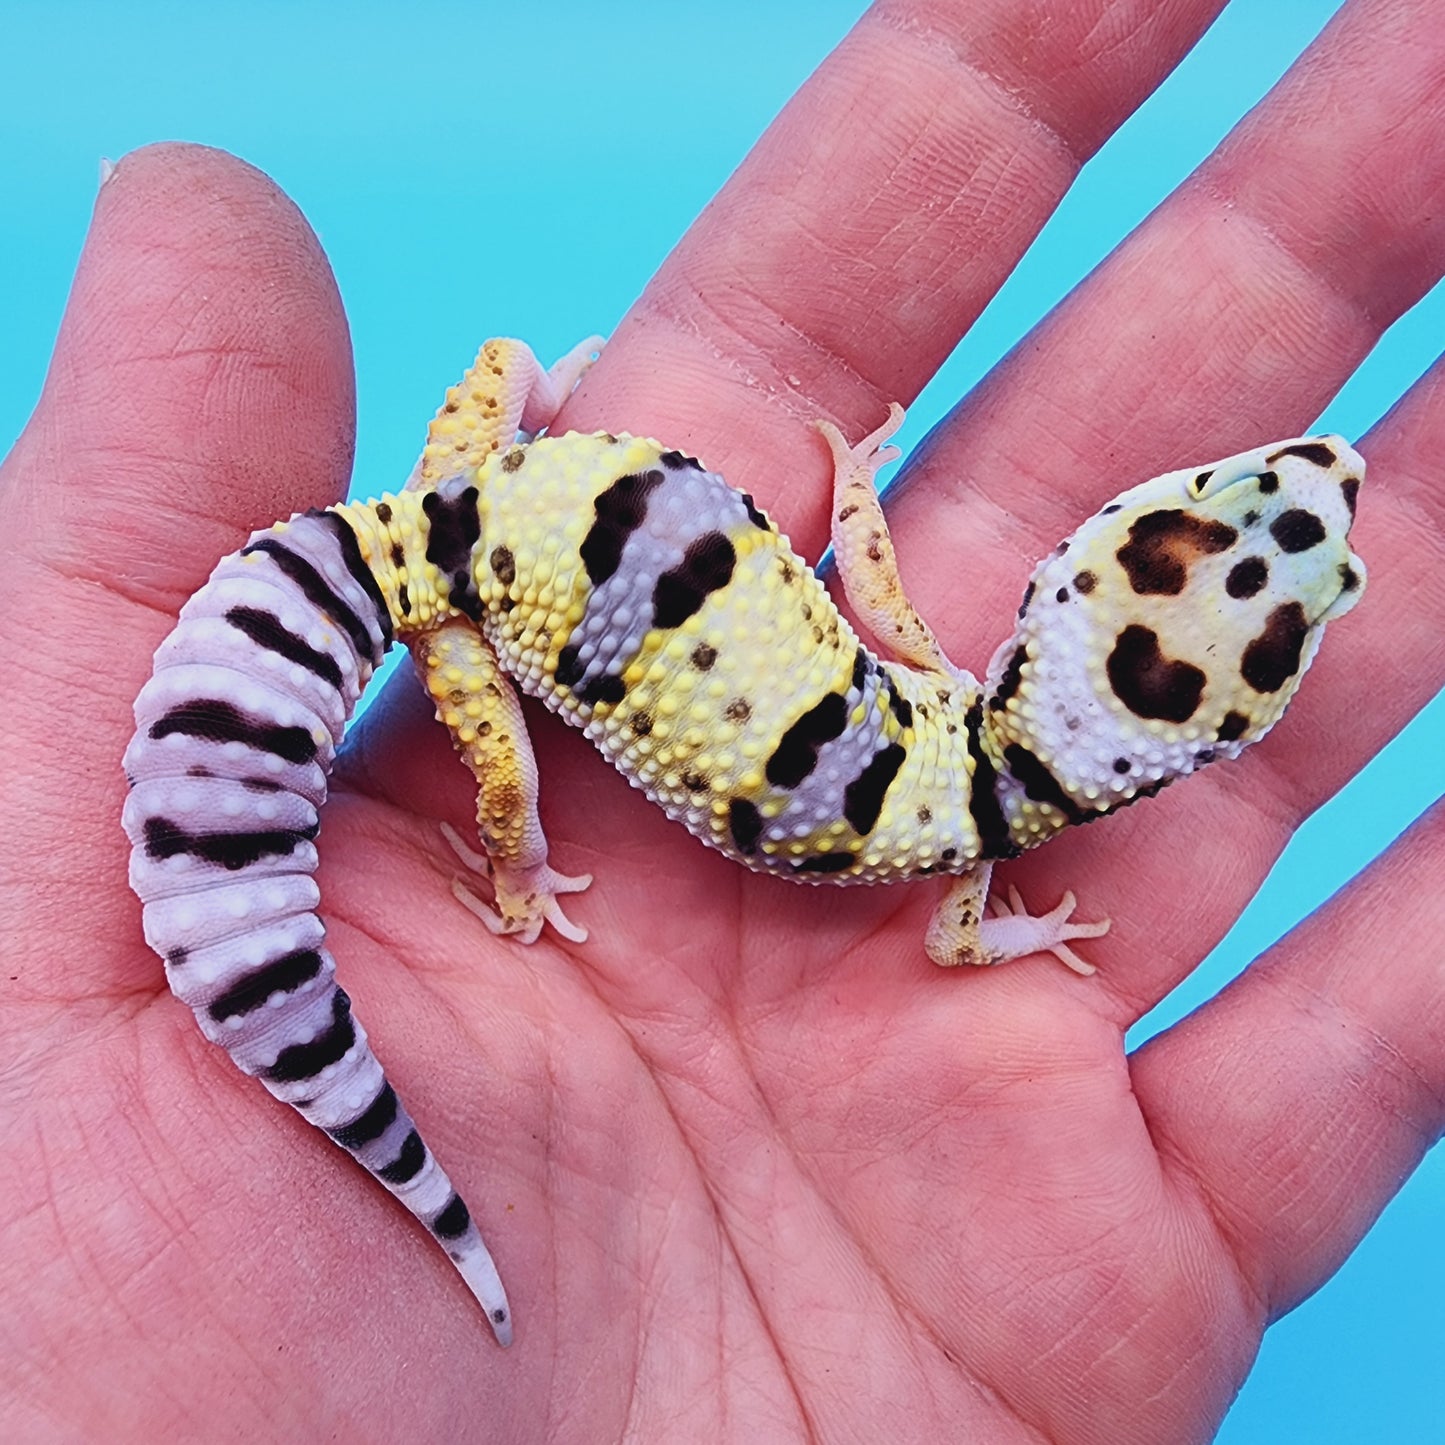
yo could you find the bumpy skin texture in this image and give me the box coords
[122,337,1364,1342]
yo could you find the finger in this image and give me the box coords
[0,143,353,1008]
[4,143,354,599]
[1130,794,1445,1320]
[562,0,1234,552]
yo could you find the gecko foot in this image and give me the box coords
[440,822,592,945]
[983,886,1110,976]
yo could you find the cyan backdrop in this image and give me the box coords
[2,2,1439,1438]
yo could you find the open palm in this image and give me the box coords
[5,4,1444,1441]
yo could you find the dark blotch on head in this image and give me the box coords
[1339,563,1359,591]
[1340,477,1359,517]
[1217,711,1249,742]
[1225,556,1269,600]
[1267,441,1336,468]
[1257,470,1279,494]
[691,643,717,671]
[1241,602,1309,693]
[1116,509,1239,596]
[1106,625,1206,723]
[1269,508,1327,554]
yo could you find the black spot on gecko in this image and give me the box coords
[1101,503,1122,515]
[766,692,849,788]
[739,492,771,529]
[795,853,855,874]
[918,806,932,824]
[143,817,311,871]
[842,744,907,836]
[1112,757,1131,775]
[1256,470,1279,494]
[1269,509,1326,554]
[652,531,737,629]
[375,502,393,525]
[431,1194,471,1240]
[1116,510,1238,596]
[1217,711,1250,742]
[1055,586,1069,604]
[659,449,704,471]
[1267,441,1337,469]
[1073,570,1097,594]
[501,447,526,472]
[837,503,859,522]
[580,470,664,586]
[489,545,516,585]
[724,698,751,723]
[242,539,378,663]
[681,771,708,793]
[165,946,188,968]
[1193,471,1214,492]
[964,701,1017,860]
[378,1131,426,1184]
[630,712,654,736]
[851,649,869,692]
[887,687,913,730]
[315,510,394,648]
[450,568,482,622]
[327,1082,399,1148]
[578,673,626,706]
[1340,477,1359,517]
[1241,602,1309,693]
[691,644,717,671]
[989,645,1028,712]
[390,542,405,569]
[422,490,481,574]
[555,645,584,688]
[209,949,325,1023]
[1106,625,1206,723]
[1002,745,1085,824]
[728,798,763,855]
[224,607,344,692]
[150,699,317,765]
[1018,581,1035,619]
[1225,556,1269,600]
[1339,563,1360,591]
[266,989,355,1083]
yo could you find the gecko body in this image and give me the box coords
[123,338,1365,1342]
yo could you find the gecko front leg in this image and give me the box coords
[818,405,1109,974]
[414,616,591,944]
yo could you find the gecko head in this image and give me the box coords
[1181,433,1366,626]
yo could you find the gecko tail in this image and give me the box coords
[121,506,512,1345]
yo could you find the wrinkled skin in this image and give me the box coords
[4,2,1444,1441]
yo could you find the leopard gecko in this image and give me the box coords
[122,337,1366,1345]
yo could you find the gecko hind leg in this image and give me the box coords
[815,404,960,678]
[925,863,1109,975]
[412,617,591,945]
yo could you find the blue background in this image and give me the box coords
[2,2,1439,1437]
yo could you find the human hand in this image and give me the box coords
[4,2,1443,1441]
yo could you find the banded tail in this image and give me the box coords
[121,507,513,1346]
